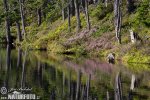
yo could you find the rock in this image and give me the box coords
[107,53,115,64]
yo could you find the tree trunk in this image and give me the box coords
[21,50,27,89]
[62,0,65,21]
[6,44,11,88]
[68,0,71,32]
[86,74,91,100]
[85,0,91,30]
[16,21,22,42]
[76,70,81,100]
[74,0,81,32]
[105,0,108,7]
[130,74,135,90]
[114,72,123,100]
[71,0,75,16]
[17,47,22,68]
[3,0,11,43]
[107,91,110,100]
[37,8,42,26]
[114,0,122,44]
[19,0,26,40]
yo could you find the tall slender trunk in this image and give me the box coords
[114,72,122,100]
[16,21,22,42]
[86,74,91,100]
[76,70,81,100]
[105,0,108,7]
[37,8,42,26]
[85,0,91,30]
[71,0,75,16]
[21,50,27,89]
[68,0,71,32]
[5,44,11,87]
[114,0,122,44]
[68,71,71,98]
[19,0,26,40]
[130,74,135,90]
[17,47,22,68]
[74,0,81,32]
[62,0,65,21]
[3,0,11,43]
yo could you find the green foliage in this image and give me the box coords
[90,3,113,20]
[129,0,150,27]
[123,48,150,64]
[92,25,111,37]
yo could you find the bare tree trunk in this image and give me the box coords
[6,44,11,73]
[105,0,108,7]
[86,74,91,100]
[63,72,65,97]
[62,0,65,21]
[19,0,26,40]
[5,44,11,88]
[21,50,27,89]
[37,8,42,26]
[114,72,123,100]
[17,47,22,68]
[85,0,91,30]
[16,21,22,42]
[68,71,71,98]
[76,70,81,100]
[3,0,11,43]
[68,0,71,32]
[74,0,81,32]
[130,74,135,91]
[107,91,110,100]
[114,0,122,44]
[71,0,75,16]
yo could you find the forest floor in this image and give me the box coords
[18,4,150,64]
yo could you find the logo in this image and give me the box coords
[0,87,40,100]
[1,87,7,95]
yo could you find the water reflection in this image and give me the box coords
[0,46,150,100]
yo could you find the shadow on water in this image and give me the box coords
[0,47,150,100]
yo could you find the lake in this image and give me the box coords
[0,45,150,100]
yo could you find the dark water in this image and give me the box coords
[0,45,150,100]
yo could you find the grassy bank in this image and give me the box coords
[18,2,150,64]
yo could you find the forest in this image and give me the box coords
[0,0,150,63]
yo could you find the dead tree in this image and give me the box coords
[85,0,91,30]
[105,0,108,7]
[16,21,22,42]
[129,30,142,43]
[3,0,11,43]
[114,72,123,100]
[61,0,65,21]
[19,0,26,40]
[37,8,42,26]
[68,0,71,32]
[74,0,81,32]
[76,70,81,100]
[114,0,122,44]
[86,74,91,100]
[130,74,135,91]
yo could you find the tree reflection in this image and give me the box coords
[0,48,150,100]
[5,44,11,88]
